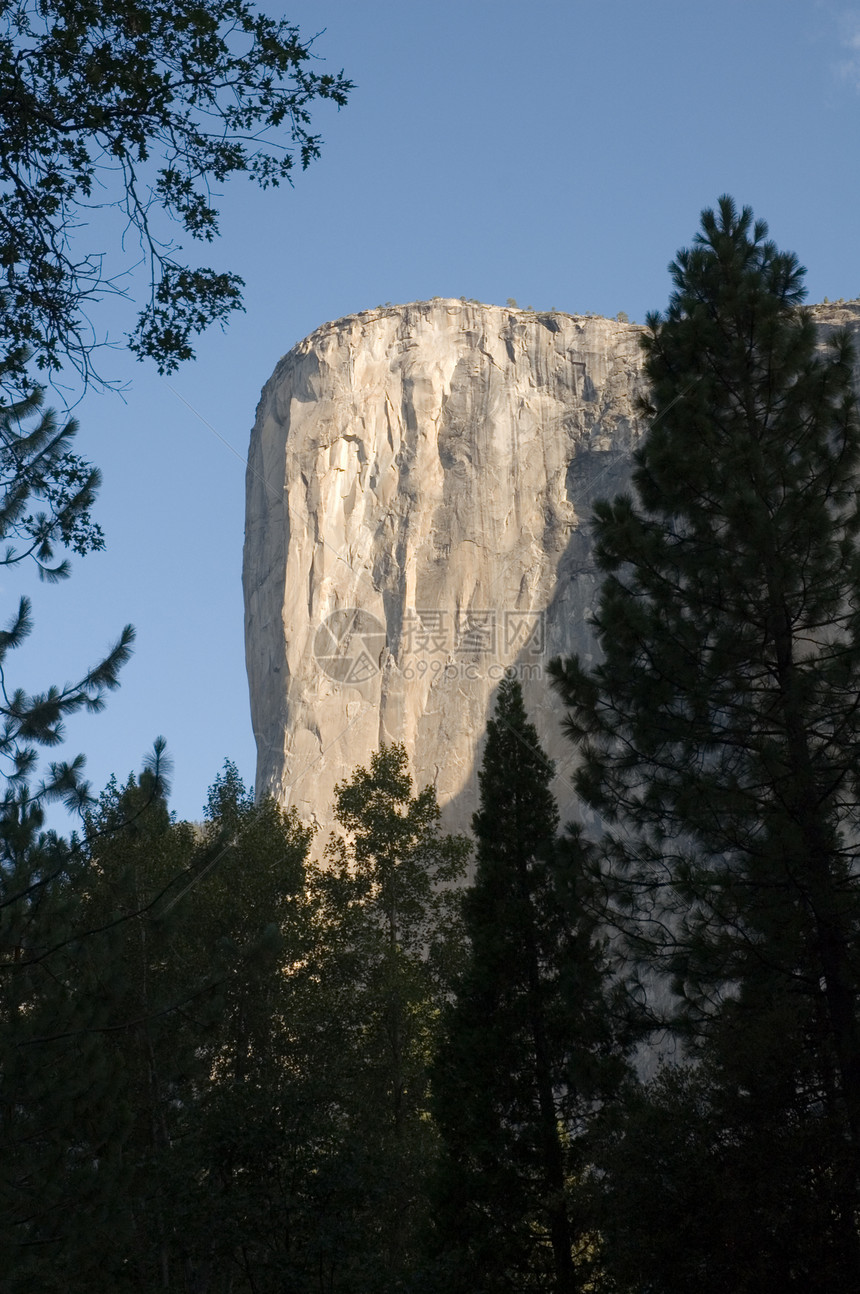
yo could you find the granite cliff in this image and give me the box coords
[243,297,860,834]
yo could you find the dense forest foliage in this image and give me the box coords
[1,7,859,1286]
[0,708,627,1292]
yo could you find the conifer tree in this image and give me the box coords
[0,362,138,1286]
[0,746,171,1291]
[550,197,860,1279]
[430,677,633,1293]
[0,353,132,820]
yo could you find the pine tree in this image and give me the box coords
[550,197,860,1280]
[430,677,633,1293]
[0,362,140,1280]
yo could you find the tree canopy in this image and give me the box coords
[0,0,352,391]
[310,744,471,1290]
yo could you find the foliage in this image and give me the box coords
[131,762,313,1292]
[430,678,634,1294]
[599,1053,858,1294]
[550,196,860,1280]
[0,0,352,388]
[0,351,102,574]
[0,352,129,827]
[0,6,351,1286]
[2,756,316,1290]
[0,744,173,1291]
[306,744,471,1292]
[0,375,134,1286]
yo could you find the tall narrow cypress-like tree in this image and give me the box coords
[430,677,632,1294]
[550,197,860,1279]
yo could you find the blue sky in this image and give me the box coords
[15,0,860,824]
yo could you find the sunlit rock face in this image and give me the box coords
[242,297,860,834]
[243,299,651,834]
[240,295,860,1074]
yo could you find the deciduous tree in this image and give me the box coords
[0,0,351,389]
[307,744,470,1292]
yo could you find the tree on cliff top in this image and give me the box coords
[550,195,860,1281]
[0,0,351,392]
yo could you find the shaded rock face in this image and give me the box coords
[243,297,860,836]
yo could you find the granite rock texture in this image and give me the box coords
[244,299,648,832]
[243,297,860,834]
